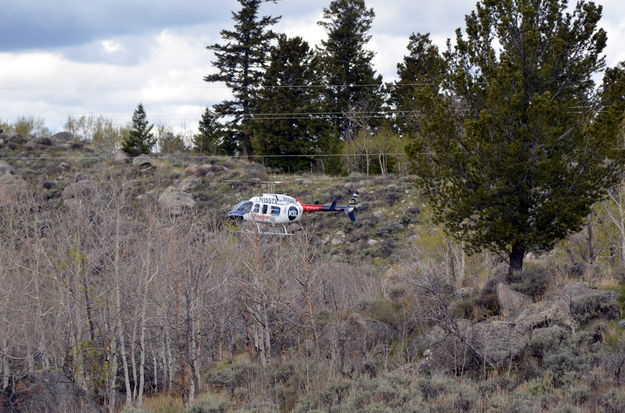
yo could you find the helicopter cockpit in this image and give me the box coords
[227,201,253,220]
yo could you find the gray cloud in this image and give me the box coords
[0,0,235,51]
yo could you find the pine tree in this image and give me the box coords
[393,33,446,136]
[251,35,331,172]
[205,0,280,156]
[193,108,221,155]
[317,0,384,143]
[406,0,625,276]
[122,103,155,156]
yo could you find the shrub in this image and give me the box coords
[185,396,231,413]
[509,262,552,300]
[599,389,625,413]
[206,360,259,395]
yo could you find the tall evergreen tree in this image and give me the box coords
[122,103,155,156]
[393,33,446,136]
[406,0,625,276]
[251,35,331,172]
[205,0,280,156]
[317,0,384,144]
[193,108,221,155]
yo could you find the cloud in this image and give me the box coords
[1,0,624,133]
[0,0,235,51]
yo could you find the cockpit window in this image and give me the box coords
[252,203,260,213]
[232,201,253,214]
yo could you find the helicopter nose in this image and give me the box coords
[226,211,245,221]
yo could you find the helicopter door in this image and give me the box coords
[261,204,268,215]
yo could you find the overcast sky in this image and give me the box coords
[1,0,624,133]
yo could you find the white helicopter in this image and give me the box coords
[226,191,359,235]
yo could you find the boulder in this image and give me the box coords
[184,164,210,177]
[25,136,54,150]
[0,160,14,175]
[468,320,530,367]
[515,297,575,331]
[178,176,202,192]
[319,313,395,376]
[62,179,96,209]
[158,186,195,215]
[1,370,103,413]
[111,149,129,164]
[496,283,532,315]
[51,131,74,142]
[561,282,620,324]
[0,173,29,205]
[132,155,154,172]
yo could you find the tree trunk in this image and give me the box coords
[508,243,526,279]
[2,337,9,389]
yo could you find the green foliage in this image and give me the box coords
[317,0,384,142]
[251,35,332,172]
[393,33,446,135]
[205,0,280,155]
[206,360,259,395]
[508,262,553,300]
[122,103,155,156]
[158,131,187,154]
[185,395,231,413]
[406,0,625,274]
[194,108,222,155]
[64,115,125,147]
[342,128,406,175]
[5,116,50,137]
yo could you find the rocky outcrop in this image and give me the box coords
[411,282,620,375]
[158,186,195,215]
[0,161,29,205]
[178,176,202,192]
[496,283,532,315]
[1,370,103,413]
[319,313,396,377]
[62,179,96,209]
[132,154,154,173]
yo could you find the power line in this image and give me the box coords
[0,82,433,91]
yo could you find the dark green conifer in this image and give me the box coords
[122,103,155,156]
[205,0,280,156]
[317,0,384,143]
[193,108,221,155]
[406,0,625,276]
[251,35,331,172]
[393,33,446,136]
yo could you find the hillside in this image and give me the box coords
[2,130,625,413]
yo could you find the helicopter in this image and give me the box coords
[226,191,359,235]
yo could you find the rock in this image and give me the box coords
[158,186,195,215]
[25,136,54,150]
[0,174,29,205]
[51,131,74,142]
[319,313,396,376]
[367,239,379,246]
[132,154,152,167]
[496,283,532,315]
[515,297,576,331]
[561,282,620,324]
[382,265,411,298]
[62,179,96,209]
[373,210,384,219]
[185,164,213,177]
[302,179,313,185]
[59,162,70,171]
[112,149,129,164]
[618,319,625,329]
[0,160,14,175]
[178,176,202,192]
[469,321,530,367]
[1,370,103,413]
